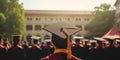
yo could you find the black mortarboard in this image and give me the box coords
[89,40,97,47]
[73,36,83,44]
[116,40,120,44]
[43,22,80,39]
[105,38,115,44]
[43,22,80,59]
[97,40,103,45]
[31,36,40,44]
[94,37,105,45]
[31,35,41,40]
[43,22,80,48]
[82,39,89,44]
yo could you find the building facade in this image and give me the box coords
[24,10,93,42]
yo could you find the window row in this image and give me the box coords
[26,17,90,21]
[26,25,41,30]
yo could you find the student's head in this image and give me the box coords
[33,39,38,44]
[12,35,21,45]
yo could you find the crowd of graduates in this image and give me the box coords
[0,36,53,60]
[72,38,120,60]
[0,35,120,60]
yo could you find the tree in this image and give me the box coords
[0,0,25,39]
[85,3,115,38]
[4,0,25,38]
[0,13,6,34]
[94,3,112,12]
[0,0,8,14]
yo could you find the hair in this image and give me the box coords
[75,39,80,43]
[52,34,67,49]
[46,42,51,45]
[13,40,19,46]
[33,39,38,44]
[106,39,114,44]
[13,36,20,46]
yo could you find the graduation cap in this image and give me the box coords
[43,22,80,59]
[94,37,105,45]
[45,39,51,42]
[89,40,97,47]
[105,38,115,44]
[33,39,39,44]
[43,22,80,39]
[31,35,41,40]
[73,36,84,43]
[31,36,40,44]
[116,40,120,44]
[82,39,89,44]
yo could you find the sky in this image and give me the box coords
[19,0,117,11]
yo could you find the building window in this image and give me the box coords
[36,18,41,21]
[45,18,52,22]
[65,18,70,21]
[26,25,33,30]
[27,17,32,21]
[50,18,53,20]
[44,25,48,28]
[85,18,89,21]
[35,25,41,30]
[56,18,61,21]
[76,18,81,21]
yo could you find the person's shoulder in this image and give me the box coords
[72,55,82,60]
[0,45,5,49]
[0,45,6,51]
[41,54,51,60]
[9,45,23,50]
[18,45,23,49]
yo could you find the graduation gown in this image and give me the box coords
[6,45,25,60]
[41,52,81,60]
[0,45,6,60]
[27,45,41,60]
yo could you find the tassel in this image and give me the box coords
[67,34,72,59]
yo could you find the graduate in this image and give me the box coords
[0,36,6,60]
[27,37,41,60]
[41,22,82,60]
[6,35,25,60]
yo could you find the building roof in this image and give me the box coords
[24,10,93,15]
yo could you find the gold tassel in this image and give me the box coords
[5,38,10,50]
[67,34,72,59]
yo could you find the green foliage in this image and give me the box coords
[0,13,6,34]
[5,0,25,37]
[85,3,115,39]
[0,0,25,39]
[0,0,8,14]
[94,3,112,12]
